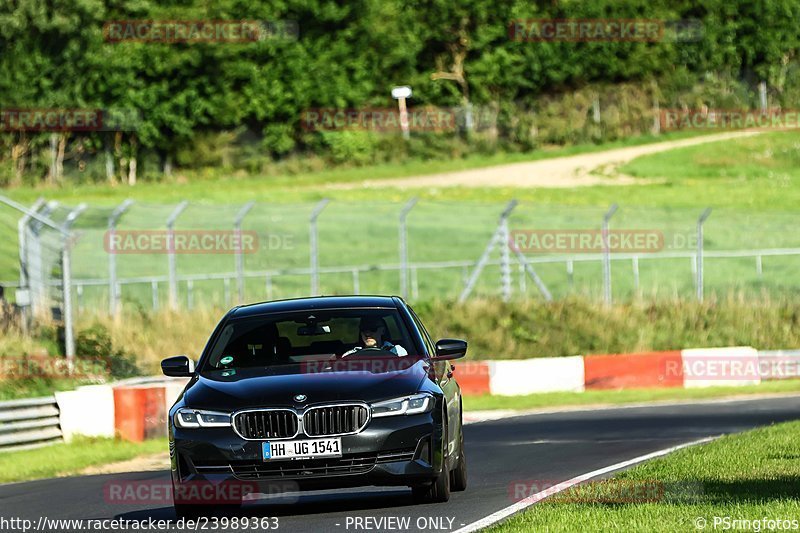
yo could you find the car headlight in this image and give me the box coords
[371,393,434,418]
[174,408,232,428]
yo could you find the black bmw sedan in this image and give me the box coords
[161,295,468,515]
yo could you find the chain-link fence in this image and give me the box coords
[2,196,800,355]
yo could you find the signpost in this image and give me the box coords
[391,86,412,140]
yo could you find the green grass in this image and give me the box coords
[2,131,800,307]
[0,436,167,484]
[0,130,704,206]
[490,419,800,532]
[464,380,800,411]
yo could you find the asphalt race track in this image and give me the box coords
[4,396,800,533]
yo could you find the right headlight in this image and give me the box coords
[370,393,434,418]
[174,408,232,428]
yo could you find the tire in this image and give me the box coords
[450,419,467,492]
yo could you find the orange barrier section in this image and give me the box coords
[114,386,167,442]
[455,362,491,395]
[584,351,683,390]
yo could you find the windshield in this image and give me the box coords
[201,308,417,373]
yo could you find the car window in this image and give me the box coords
[407,306,436,356]
[201,308,415,373]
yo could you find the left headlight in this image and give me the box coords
[174,408,232,428]
[371,393,434,418]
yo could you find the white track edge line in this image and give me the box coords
[452,435,718,533]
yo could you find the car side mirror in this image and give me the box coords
[433,339,467,360]
[161,355,195,377]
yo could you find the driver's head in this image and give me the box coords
[359,317,386,348]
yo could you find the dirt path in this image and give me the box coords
[335,131,761,189]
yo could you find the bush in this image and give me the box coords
[75,323,141,379]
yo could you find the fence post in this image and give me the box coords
[696,208,712,301]
[602,204,618,306]
[459,200,518,303]
[107,199,134,317]
[398,197,418,300]
[60,203,87,361]
[309,198,330,296]
[166,201,188,310]
[233,201,255,303]
[499,216,512,301]
[17,198,46,332]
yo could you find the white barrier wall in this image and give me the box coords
[489,356,585,395]
[55,384,115,441]
[681,346,761,388]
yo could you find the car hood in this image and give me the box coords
[184,357,432,410]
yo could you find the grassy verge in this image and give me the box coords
[3,295,800,385]
[1,130,704,206]
[490,420,800,532]
[464,380,800,411]
[0,436,167,484]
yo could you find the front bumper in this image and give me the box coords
[170,411,443,492]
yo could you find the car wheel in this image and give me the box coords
[450,418,467,492]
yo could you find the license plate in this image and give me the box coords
[262,438,342,461]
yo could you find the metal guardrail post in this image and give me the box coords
[309,198,330,296]
[107,199,134,317]
[166,201,188,310]
[233,201,255,303]
[696,208,712,301]
[602,204,618,306]
[398,197,418,300]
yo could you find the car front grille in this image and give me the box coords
[302,404,370,437]
[233,409,298,440]
[231,453,377,480]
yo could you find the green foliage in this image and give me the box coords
[2,0,800,185]
[75,323,141,378]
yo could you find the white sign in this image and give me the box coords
[391,86,412,99]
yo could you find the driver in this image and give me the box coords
[342,317,408,357]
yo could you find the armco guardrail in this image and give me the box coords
[0,396,62,451]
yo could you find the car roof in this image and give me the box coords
[230,295,401,318]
